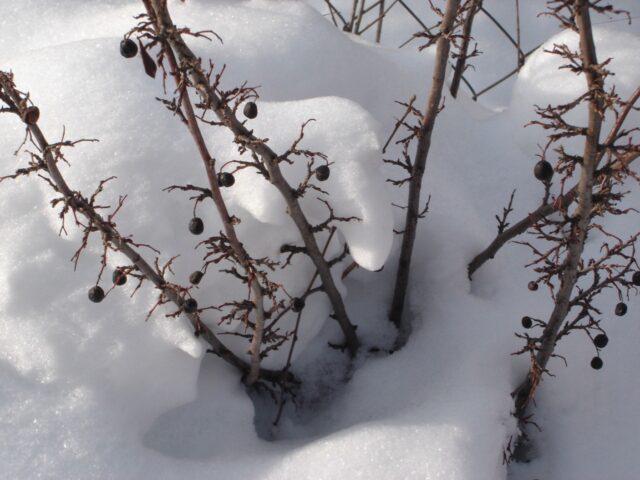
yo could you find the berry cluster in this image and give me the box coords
[521,270,640,370]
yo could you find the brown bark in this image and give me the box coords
[0,74,286,384]
[513,0,604,418]
[467,86,640,279]
[375,0,385,42]
[388,0,461,332]
[145,0,359,356]
[150,15,267,385]
[450,0,482,98]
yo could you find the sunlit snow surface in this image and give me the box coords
[0,1,639,479]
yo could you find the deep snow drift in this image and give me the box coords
[0,1,639,479]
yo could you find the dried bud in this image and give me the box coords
[21,106,40,125]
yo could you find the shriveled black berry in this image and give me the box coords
[189,217,204,235]
[218,172,235,188]
[594,333,609,349]
[590,356,603,370]
[21,106,40,125]
[291,297,305,313]
[183,298,198,314]
[528,281,539,291]
[88,286,105,303]
[189,271,204,285]
[243,101,258,119]
[521,316,533,329]
[632,271,640,286]
[534,160,554,182]
[315,165,330,182]
[615,302,627,317]
[112,269,127,286]
[120,38,138,58]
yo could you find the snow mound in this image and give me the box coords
[510,27,640,156]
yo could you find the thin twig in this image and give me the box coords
[468,85,640,277]
[389,0,461,334]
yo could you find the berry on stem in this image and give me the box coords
[189,217,204,235]
[218,172,235,188]
[291,297,305,313]
[632,271,640,286]
[590,356,603,370]
[594,333,609,349]
[315,165,330,182]
[528,281,539,291]
[88,286,105,303]
[189,271,204,285]
[615,302,627,317]
[521,316,533,329]
[120,38,138,58]
[243,101,258,119]
[183,298,198,314]
[534,160,554,182]
[112,268,127,286]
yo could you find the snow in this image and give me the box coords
[0,1,639,479]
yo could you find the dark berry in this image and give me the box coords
[189,217,204,235]
[88,286,105,303]
[632,271,640,286]
[291,297,305,313]
[189,271,204,285]
[183,298,198,314]
[528,281,539,291]
[534,160,554,182]
[21,106,40,125]
[590,356,603,370]
[243,101,258,119]
[218,172,235,188]
[315,165,330,182]
[521,316,533,329]
[112,269,127,286]
[120,38,138,58]
[615,302,627,317]
[593,333,609,349]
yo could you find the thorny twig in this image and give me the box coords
[0,71,290,385]
[388,0,462,336]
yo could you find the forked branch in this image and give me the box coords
[0,71,287,385]
[141,0,360,357]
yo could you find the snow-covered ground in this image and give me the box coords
[0,1,639,479]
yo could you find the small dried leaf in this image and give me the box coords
[139,40,157,79]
